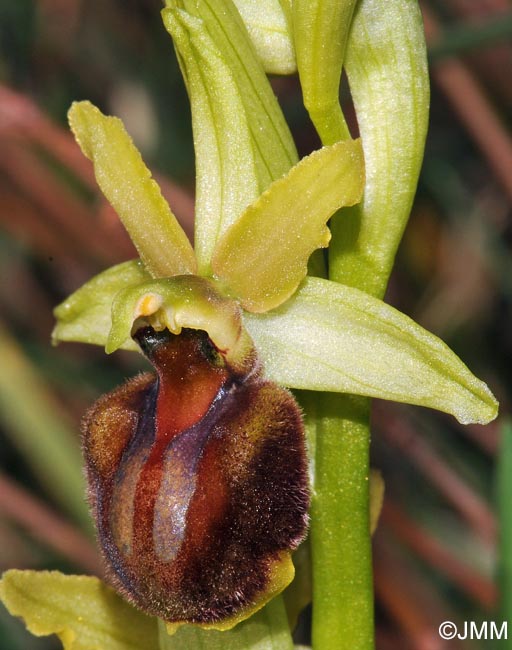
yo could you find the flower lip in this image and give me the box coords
[133,325,225,370]
[83,323,310,628]
[132,326,172,359]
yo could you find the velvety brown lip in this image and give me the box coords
[83,326,310,623]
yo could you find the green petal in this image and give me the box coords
[0,570,158,650]
[163,0,297,274]
[158,595,293,650]
[243,277,498,425]
[293,0,357,144]
[330,0,430,296]
[53,260,150,350]
[68,101,197,278]
[232,0,296,74]
[212,139,364,313]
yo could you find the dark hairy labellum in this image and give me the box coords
[83,326,309,626]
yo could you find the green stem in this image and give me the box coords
[310,393,373,650]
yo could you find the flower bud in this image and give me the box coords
[83,323,309,628]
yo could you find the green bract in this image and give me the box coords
[232,0,295,74]
[0,571,159,650]
[331,0,430,297]
[159,597,294,650]
[293,0,357,144]
[162,0,298,274]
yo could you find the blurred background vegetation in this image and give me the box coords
[0,1,511,648]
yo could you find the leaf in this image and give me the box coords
[158,595,294,650]
[232,0,296,74]
[0,570,158,650]
[0,327,91,530]
[497,419,512,624]
[163,0,297,274]
[292,0,357,144]
[68,101,197,279]
[212,139,364,313]
[53,260,151,351]
[329,0,430,296]
[243,277,498,424]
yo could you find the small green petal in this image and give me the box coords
[53,260,150,350]
[293,0,357,144]
[68,101,197,278]
[330,0,430,296]
[107,275,255,373]
[163,0,297,274]
[232,0,296,74]
[0,570,158,650]
[212,139,364,313]
[243,277,498,425]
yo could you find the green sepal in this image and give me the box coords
[232,0,296,74]
[68,101,197,279]
[53,260,150,351]
[0,570,159,650]
[243,277,498,424]
[293,0,357,144]
[212,139,364,313]
[330,0,430,296]
[162,0,297,274]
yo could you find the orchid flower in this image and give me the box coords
[0,1,498,649]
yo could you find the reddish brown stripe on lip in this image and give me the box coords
[131,329,229,563]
